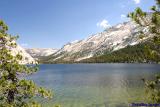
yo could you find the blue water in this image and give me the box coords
[28,64,160,107]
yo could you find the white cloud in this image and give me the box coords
[97,19,111,29]
[120,14,129,21]
[21,43,28,47]
[121,14,128,20]
[133,0,141,4]
[121,14,126,19]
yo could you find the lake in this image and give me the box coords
[28,64,160,107]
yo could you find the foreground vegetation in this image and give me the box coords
[128,0,160,103]
[0,20,52,107]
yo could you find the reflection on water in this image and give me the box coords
[28,64,160,107]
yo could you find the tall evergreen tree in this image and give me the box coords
[128,0,160,103]
[0,20,52,107]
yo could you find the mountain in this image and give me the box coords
[25,48,58,60]
[11,44,36,64]
[42,21,153,63]
[79,41,160,63]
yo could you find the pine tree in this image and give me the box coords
[0,20,52,107]
[128,0,160,103]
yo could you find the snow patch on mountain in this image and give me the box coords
[75,54,93,61]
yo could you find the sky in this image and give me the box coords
[0,0,155,48]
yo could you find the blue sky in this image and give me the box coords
[0,0,154,48]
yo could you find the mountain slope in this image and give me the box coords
[11,44,36,64]
[43,21,152,63]
[79,41,160,63]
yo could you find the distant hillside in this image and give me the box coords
[25,48,58,61]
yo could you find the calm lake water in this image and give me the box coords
[28,64,160,107]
